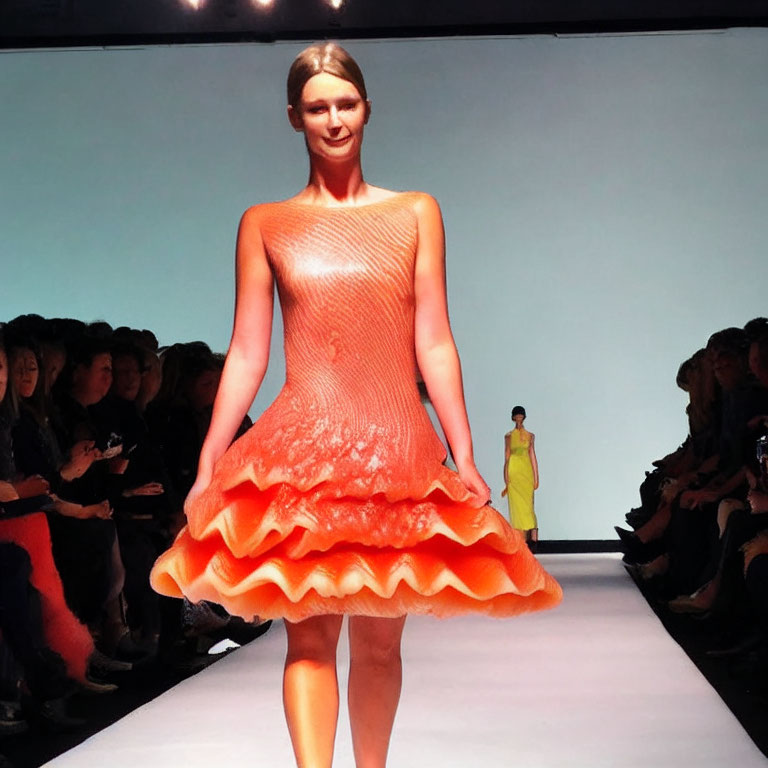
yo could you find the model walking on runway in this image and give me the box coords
[502,405,540,550]
[152,43,561,768]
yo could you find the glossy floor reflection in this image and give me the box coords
[44,554,765,767]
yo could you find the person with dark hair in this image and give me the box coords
[7,333,114,519]
[502,405,540,549]
[47,336,130,653]
[0,331,108,712]
[744,316,768,343]
[151,42,560,768]
[150,343,222,504]
[96,342,175,650]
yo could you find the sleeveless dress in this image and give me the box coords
[505,429,537,531]
[150,193,561,622]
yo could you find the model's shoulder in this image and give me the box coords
[240,200,297,227]
[240,202,271,223]
[402,190,440,213]
[397,191,442,229]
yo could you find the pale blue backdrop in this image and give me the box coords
[2,30,767,538]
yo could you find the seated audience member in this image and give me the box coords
[150,343,228,503]
[0,330,103,703]
[617,347,721,561]
[48,335,131,653]
[94,342,176,650]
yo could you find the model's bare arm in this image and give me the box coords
[501,434,510,497]
[190,207,274,500]
[413,193,489,504]
[529,434,539,490]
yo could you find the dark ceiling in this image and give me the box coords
[1,0,767,49]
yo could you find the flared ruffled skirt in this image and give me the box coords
[151,454,562,622]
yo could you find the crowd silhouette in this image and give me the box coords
[618,317,768,696]
[0,313,269,746]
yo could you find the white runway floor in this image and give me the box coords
[44,554,766,767]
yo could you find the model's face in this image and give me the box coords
[12,348,39,400]
[290,72,369,163]
[0,350,8,403]
[513,414,525,426]
[112,354,142,402]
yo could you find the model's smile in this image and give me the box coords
[323,135,352,146]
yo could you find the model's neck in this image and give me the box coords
[306,158,366,204]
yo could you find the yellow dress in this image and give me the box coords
[506,429,537,531]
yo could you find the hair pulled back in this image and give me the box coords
[287,43,367,109]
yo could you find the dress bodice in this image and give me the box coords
[212,193,466,504]
[261,195,420,417]
[508,429,531,456]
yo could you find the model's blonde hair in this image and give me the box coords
[287,42,367,109]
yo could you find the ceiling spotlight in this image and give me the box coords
[184,0,204,8]
[328,0,344,8]
[252,0,274,6]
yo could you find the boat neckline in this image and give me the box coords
[280,192,414,210]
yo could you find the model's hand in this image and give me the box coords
[457,460,491,507]
[534,479,540,491]
[184,471,213,517]
[501,487,507,498]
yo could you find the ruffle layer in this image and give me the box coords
[151,481,562,622]
[186,400,474,539]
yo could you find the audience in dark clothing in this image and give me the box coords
[0,315,268,749]
[618,317,768,694]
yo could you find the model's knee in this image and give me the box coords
[352,636,402,670]
[285,617,341,665]
[286,640,338,667]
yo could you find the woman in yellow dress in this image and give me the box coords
[502,406,539,549]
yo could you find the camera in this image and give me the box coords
[757,434,768,484]
[757,434,768,463]
[96,431,123,454]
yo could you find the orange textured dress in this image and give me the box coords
[150,193,562,622]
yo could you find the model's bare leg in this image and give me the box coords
[347,615,407,768]
[283,615,344,768]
